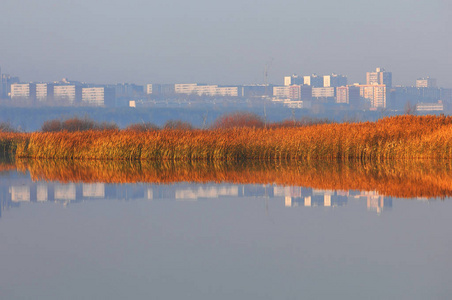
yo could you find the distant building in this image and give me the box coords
[175,83,197,94]
[323,74,347,87]
[1,74,20,98]
[312,87,335,99]
[416,101,444,112]
[355,84,386,108]
[175,83,238,97]
[289,85,301,100]
[300,85,313,101]
[366,67,392,88]
[82,87,115,106]
[336,86,360,105]
[114,83,144,98]
[216,86,239,97]
[416,77,437,88]
[36,83,54,101]
[303,74,323,87]
[10,83,36,101]
[336,86,348,104]
[151,84,175,96]
[146,84,153,95]
[54,85,82,103]
[273,86,290,99]
[284,74,304,86]
[240,85,270,98]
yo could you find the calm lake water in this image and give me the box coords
[0,164,451,300]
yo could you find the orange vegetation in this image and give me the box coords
[5,115,452,161]
[14,159,452,199]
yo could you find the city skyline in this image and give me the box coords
[1,65,448,88]
[0,0,450,87]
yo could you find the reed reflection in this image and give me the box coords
[1,172,397,218]
[0,158,448,218]
[12,159,452,199]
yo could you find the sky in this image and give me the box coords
[0,0,451,87]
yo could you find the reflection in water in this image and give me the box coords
[0,158,448,217]
[0,167,419,218]
[10,158,452,198]
[1,158,450,300]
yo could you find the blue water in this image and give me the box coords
[0,171,451,299]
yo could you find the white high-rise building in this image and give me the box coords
[54,85,82,103]
[10,83,36,100]
[146,84,153,94]
[366,67,392,88]
[82,87,115,106]
[174,83,238,97]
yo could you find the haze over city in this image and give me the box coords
[1,0,451,86]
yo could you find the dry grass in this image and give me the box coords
[1,115,452,161]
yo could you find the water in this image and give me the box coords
[0,163,451,300]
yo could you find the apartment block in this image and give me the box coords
[323,74,347,87]
[416,101,444,112]
[312,87,335,98]
[82,87,115,106]
[416,77,437,88]
[303,74,323,87]
[146,84,153,95]
[273,86,290,98]
[284,74,304,86]
[366,67,392,88]
[175,83,238,97]
[336,86,360,105]
[216,87,239,97]
[54,85,82,103]
[289,85,301,100]
[36,83,54,101]
[356,84,386,108]
[10,83,36,100]
[175,83,198,94]
[336,86,348,104]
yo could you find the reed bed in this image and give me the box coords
[2,115,452,161]
[14,158,452,199]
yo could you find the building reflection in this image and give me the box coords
[0,175,403,217]
[274,186,348,208]
[353,191,393,214]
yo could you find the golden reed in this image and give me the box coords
[1,115,452,161]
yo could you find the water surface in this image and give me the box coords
[0,161,451,299]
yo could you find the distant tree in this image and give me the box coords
[41,117,118,132]
[270,117,332,128]
[163,120,193,130]
[62,117,96,131]
[126,122,160,132]
[41,120,63,132]
[211,112,265,129]
[0,122,17,132]
[404,102,417,115]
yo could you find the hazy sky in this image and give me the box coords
[0,0,451,86]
